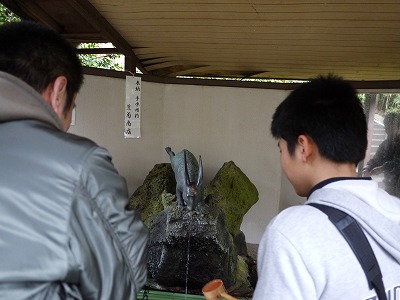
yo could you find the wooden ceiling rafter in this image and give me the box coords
[64,0,147,74]
[1,0,147,74]
[1,0,399,87]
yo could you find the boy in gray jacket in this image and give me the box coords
[0,21,148,299]
[253,75,400,299]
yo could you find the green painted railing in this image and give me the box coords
[137,289,204,300]
[137,289,252,300]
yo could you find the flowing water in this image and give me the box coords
[185,211,193,299]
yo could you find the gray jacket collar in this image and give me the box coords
[0,71,63,131]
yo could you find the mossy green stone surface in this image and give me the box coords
[128,163,176,227]
[204,161,258,236]
[234,255,251,289]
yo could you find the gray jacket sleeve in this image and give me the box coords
[68,146,148,300]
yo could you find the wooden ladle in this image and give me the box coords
[202,279,237,300]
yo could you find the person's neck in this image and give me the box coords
[309,159,357,189]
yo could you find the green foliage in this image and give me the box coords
[358,93,366,104]
[0,3,20,24]
[359,93,400,113]
[377,94,400,114]
[78,43,123,71]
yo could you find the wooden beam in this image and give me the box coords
[76,48,122,55]
[65,0,148,74]
[82,67,400,91]
[63,33,107,43]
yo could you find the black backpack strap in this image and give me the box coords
[308,203,387,300]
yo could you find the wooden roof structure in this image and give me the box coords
[2,0,400,87]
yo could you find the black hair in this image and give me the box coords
[0,21,83,115]
[270,74,367,164]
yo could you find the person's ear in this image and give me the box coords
[297,135,316,162]
[41,76,68,116]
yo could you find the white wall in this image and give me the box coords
[69,75,303,244]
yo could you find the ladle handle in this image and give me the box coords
[220,292,238,300]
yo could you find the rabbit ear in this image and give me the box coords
[184,150,190,185]
[197,155,203,186]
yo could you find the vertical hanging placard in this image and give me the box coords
[124,75,141,138]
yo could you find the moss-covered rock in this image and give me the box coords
[128,163,176,227]
[129,160,258,296]
[204,161,258,236]
[161,191,176,209]
[229,255,257,298]
[234,255,251,289]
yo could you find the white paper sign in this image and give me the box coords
[124,75,141,138]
